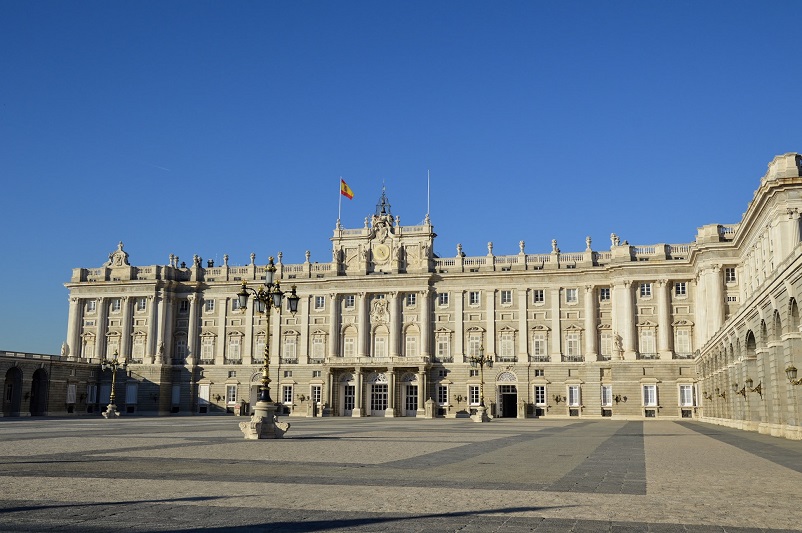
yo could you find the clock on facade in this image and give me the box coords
[373,243,390,262]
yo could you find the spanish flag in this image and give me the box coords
[340,179,354,200]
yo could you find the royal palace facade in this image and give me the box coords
[7,153,801,438]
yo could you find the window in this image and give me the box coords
[534,386,546,405]
[438,292,449,306]
[600,332,612,358]
[282,385,293,404]
[374,336,387,357]
[374,294,385,300]
[344,295,355,308]
[405,293,416,306]
[228,336,241,360]
[532,333,547,356]
[499,331,514,358]
[106,337,119,357]
[467,333,482,357]
[675,329,691,355]
[534,368,544,377]
[674,282,687,297]
[640,283,652,297]
[86,300,97,313]
[175,339,187,359]
[437,385,448,405]
[204,299,215,313]
[111,299,121,312]
[565,288,578,304]
[500,290,512,305]
[533,289,545,304]
[314,296,325,310]
[312,336,325,358]
[232,298,241,311]
[405,335,418,357]
[283,336,297,360]
[566,333,580,356]
[436,335,450,358]
[311,385,322,404]
[133,336,145,360]
[136,298,147,312]
[601,385,613,407]
[312,370,322,378]
[643,385,657,406]
[283,370,293,378]
[228,371,237,378]
[469,291,480,306]
[179,300,189,314]
[468,385,480,406]
[568,385,581,407]
[469,369,479,377]
[679,384,694,407]
[725,267,736,283]
[201,337,214,360]
[640,329,656,355]
[599,288,611,301]
[226,385,237,404]
[254,336,265,360]
[343,337,355,357]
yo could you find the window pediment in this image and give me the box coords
[530,324,550,331]
[636,320,658,328]
[564,324,583,331]
[672,320,695,327]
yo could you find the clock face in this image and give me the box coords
[373,243,390,262]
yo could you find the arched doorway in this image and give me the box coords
[3,367,22,417]
[29,369,48,416]
[339,372,355,416]
[367,372,388,417]
[400,373,418,417]
[496,371,518,418]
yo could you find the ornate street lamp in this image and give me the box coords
[786,365,802,386]
[469,346,493,423]
[745,377,763,398]
[100,351,127,419]
[235,256,299,439]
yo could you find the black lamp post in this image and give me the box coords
[100,350,127,418]
[469,346,493,422]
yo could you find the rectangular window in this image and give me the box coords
[66,383,77,404]
[640,329,656,355]
[344,337,355,357]
[374,337,387,357]
[136,298,147,311]
[643,385,657,406]
[599,288,611,301]
[86,300,97,313]
[282,385,293,404]
[125,382,138,405]
[312,370,322,378]
[469,369,479,377]
[226,385,237,404]
[132,336,145,359]
[314,296,325,310]
[535,385,546,405]
[438,292,449,306]
[175,339,187,359]
[86,384,98,404]
[675,329,691,355]
[344,295,355,308]
[106,338,119,357]
[179,300,189,314]
[600,332,612,357]
[312,337,325,358]
[311,385,322,404]
[228,371,237,378]
[469,291,480,306]
[254,336,265,359]
[565,288,578,304]
[228,337,241,360]
[111,298,121,312]
[204,299,215,313]
[499,332,514,358]
[533,289,545,304]
[640,283,652,297]
[566,333,580,356]
[532,333,547,356]
[725,268,736,283]
[568,385,581,407]
[201,337,214,360]
[534,368,544,377]
[674,282,687,296]
[468,385,480,406]
[679,384,694,407]
[500,290,512,305]
[405,293,416,306]
[231,298,241,311]
[283,370,293,378]
[601,385,612,407]
[436,336,450,357]
[283,336,297,359]
[437,385,448,405]
[467,333,482,357]
[405,335,417,357]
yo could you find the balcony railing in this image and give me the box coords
[562,355,584,362]
[280,358,298,365]
[637,353,660,360]
[529,355,550,362]
[496,356,517,363]
[199,358,215,365]
[224,358,243,365]
[673,353,695,360]
[432,355,454,363]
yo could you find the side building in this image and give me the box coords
[52,154,802,438]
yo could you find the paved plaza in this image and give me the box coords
[0,416,800,532]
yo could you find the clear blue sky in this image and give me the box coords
[2,1,801,354]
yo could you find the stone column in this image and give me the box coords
[120,296,132,360]
[326,369,334,414]
[66,297,82,360]
[518,289,528,360]
[385,370,396,417]
[147,295,158,363]
[455,290,464,358]
[357,292,368,357]
[550,288,561,359]
[486,289,496,357]
[614,281,635,359]
[96,297,107,360]
[187,294,198,365]
[417,368,426,414]
[329,293,340,358]
[161,295,174,362]
[244,299,254,364]
[657,279,672,358]
[389,292,400,358]
[420,289,431,358]
[217,297,227,364]
[353,368,364,417]
[708,266,725,336]
[694,272,708,349]
[584,285,597,358]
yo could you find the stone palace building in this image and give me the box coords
[6,152,801,439]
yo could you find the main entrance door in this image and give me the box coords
[404,384,418,417]
[370,384,388,416]
[499,384,517,418]
[343,385,355,416]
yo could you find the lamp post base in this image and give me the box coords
[239,400,290,439]
[102,403,121,418]
[471,405,490,423]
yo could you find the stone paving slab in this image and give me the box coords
[0,416,800,532]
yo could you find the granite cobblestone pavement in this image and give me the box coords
[0,416,800,532]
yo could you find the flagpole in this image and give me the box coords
[338,177,342,227]
[427,169,431,222]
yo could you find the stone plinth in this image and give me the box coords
[239,401,290,439]
[102,403,120,418]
